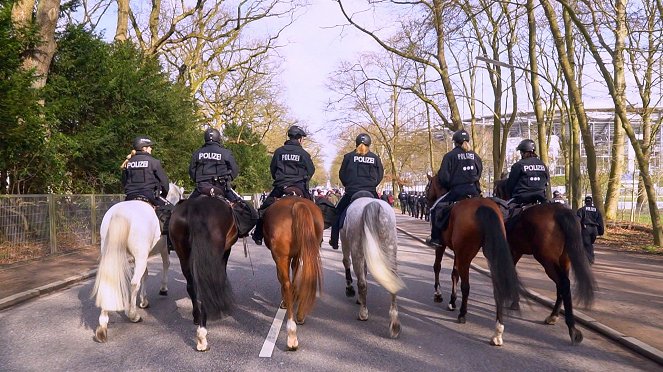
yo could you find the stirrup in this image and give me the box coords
[251,234,263,246]
[426,237,442,248]
[328,239,339,250]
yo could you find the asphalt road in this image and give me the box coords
[0,230,657,371]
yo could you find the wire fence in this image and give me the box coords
[0,194,124,265]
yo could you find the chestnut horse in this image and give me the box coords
[169,196,238,351]
[425,174,521,346]
[262,196,323,351]
[494,179,596,344]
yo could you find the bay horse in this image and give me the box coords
[169,195,238,351]
[262,196,323,351]
[340,196,405,338]
[425,174,521,346]
[494,179,596,344]
[92,183,183,343]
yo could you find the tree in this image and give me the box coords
[222,122,271,193]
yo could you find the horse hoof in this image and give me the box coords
[196,345,210,352]
[94,327,107,343]
[570,329,583,345]
[447,303,456,311]
[346,286,356,297]
[545,315,559,325]
[389,322,401,338]
[509,302,520,311]
[457,316,466,324]
[193,319,200,326]
[279,300,286,309]
[433,294,443,303]
[490,336,503,346]
[287,338,299,351]
[296,318,306,325]
[159,290,168,296]
[139,302,149,309]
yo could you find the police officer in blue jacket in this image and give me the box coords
[252,125,315,245]
[122,136,172,248]
[506,139,549,205]
[189,127,240,201]
[329,133,384,249]
[426,129,482,247]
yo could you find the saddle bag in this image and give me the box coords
[316,198,337,230]
[232,200,258,238]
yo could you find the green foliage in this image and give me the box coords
[43,26,200,193]
[222,123,272,193]
[0,0,54,193]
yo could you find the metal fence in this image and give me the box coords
[0,194,124,265]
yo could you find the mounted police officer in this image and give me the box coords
[329,133,384,250]
[251,125,315,245]
[552,190,567,205]
[505,139,549,205]
[121,136,172,247]
[577,195,604,264]
[426,129,482,247]
[189,127,240,202]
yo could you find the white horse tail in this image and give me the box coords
[92,213,131,311]
[362,201,405,295]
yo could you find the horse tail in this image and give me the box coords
[92,213,131,311]
[291,201,322,317]
[555,209,596,307]
[476,205,521,308]
[188,205,233,319]
[362,201,405,295]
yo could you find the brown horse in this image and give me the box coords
[262,196,324,351]
[169,196,238,351]
[494,179,596,344]
[424,174,521,346]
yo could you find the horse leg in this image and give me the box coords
[389,293,401,338]
[490,287,505,346]
[353,257,368,321]
[126,256,148,322]
[196,305,209,352]
[181,265,200,325]
[159,239,169,296]
[558,268,582,344]
[433,246,444,303]
[509,253,523,311]
[448,266,459,311]
[545,292,563,325]
[457,264,470,324]
[541,264,563,325]
[94,310,109,343]
[342,244,355,297]
[276,257,298,351]
[138,268,149,309]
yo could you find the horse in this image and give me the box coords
[493,179,596,344]
[424,174,521,346]
[340,196,405,338]
[92,182,184,343]
[262,196,323,351]
[169,195,238,352]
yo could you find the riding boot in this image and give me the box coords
[156,206,174,253]
[251,218,263,245]
[329,224,339,250]
[426,208,442,247]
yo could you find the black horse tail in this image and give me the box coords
[555,209,596,307]
[188,202,234,319]
[476,205,522,309]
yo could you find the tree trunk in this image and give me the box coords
[527,0,548,167]
[13,0,62,90]
[114,0,129,42]
[605,115,625,220]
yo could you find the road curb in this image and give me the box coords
[397,227,663,367]
[0,269,97,311]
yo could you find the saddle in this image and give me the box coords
[198,194,258,238]
[433,194,477,232]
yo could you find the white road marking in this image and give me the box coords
[259,308,286,357]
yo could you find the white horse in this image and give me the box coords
[340,196,405,338]
[92,183,184,343]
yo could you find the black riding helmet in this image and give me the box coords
[517,139,536,153]
[133,136,155,151]
[356,133,371,146]
[553,190,561,197]
[585,195,593,203]
[204,127,221,143]
[452,129,470,144]
[287,125,307,139]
